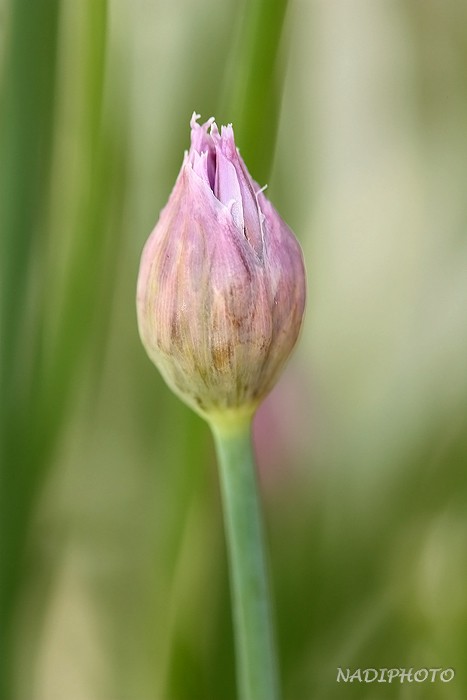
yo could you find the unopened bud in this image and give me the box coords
[136,114,306,424]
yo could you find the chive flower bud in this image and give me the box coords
[136,114,306,424]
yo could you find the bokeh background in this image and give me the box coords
[1,0,467,698]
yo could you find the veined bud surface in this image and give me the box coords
[136,114,306,425]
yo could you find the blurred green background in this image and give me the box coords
[1,0,467,698]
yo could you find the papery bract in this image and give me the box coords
[136,114,306,424]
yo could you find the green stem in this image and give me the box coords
[210,418,280,700]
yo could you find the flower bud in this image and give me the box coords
[136,114,306,425]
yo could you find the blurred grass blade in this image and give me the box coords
[0,0,61,692]
[221,0,290,182]
[38,0,108,454]
[0,0,109,696]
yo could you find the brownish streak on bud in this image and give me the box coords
[170,315,179,341]
[211,343,233,371]
[230,314,243,330]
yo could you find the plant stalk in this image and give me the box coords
[210,418,280,700]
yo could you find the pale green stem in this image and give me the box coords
[210,417,280,700]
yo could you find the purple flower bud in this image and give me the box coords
[136,114,306,424]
